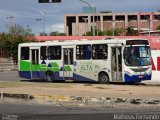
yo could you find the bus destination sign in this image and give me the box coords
[126,40,149,45]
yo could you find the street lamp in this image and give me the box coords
[6,16,14,69]
[6,16,14,33]
[36,18,42,35]
[40,12,47,34]
[79,0,96,40]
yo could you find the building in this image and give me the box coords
[64,12,160,36]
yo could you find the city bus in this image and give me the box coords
[18,38,152,84]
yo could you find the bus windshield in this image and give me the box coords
[124,46,151,66]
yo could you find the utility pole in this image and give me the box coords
[40,12,47,35]
[144,15,151,35]
[112,20,115,36]
[82,17,88,36]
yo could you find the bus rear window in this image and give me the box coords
[21,47,29,60]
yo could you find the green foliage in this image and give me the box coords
[49,31,67,36]
[0,24,35,63]
[39,32,48,36]
[84,31,93,36]
[83,28,124,36]
[125,27,137,36]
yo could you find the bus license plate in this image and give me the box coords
[138,75,144,78]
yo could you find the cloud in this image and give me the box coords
[0,0,160,34]
[51,23,64,32]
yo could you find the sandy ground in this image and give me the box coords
[0,81,160,99]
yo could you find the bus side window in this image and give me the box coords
[48,46,61,60]
[92,44,108,59]
[21,47,29,60]
[76,45,91,60]
[40,46,47,60]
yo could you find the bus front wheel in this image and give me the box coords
[45,71,54,82]
[99,73,110,84]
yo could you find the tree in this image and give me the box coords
[84,28,124,36]
[0,24,35,64]
[58,32,67,36]
[83,29,105,36]
[125,27,137,36]
[49,31,67,36]
[49,31,59,36]
[39,32,48,36]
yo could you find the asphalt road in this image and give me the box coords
[0,103,160,120]
[0,71,160,86]
[0,71,26,81]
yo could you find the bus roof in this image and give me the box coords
[19,38,149,47]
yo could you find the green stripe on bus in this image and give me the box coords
[64,66,72,71]
[53,67,59,72]
[20,60,61,72]
[20,61,30,71]
[41,64,47,68]
[47,67,52,71]
[40,67,47,71]
[31,64,40,71]
[51,62,59,68]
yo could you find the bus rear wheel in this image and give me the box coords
[45,71,54,82]
[99,73,110,84]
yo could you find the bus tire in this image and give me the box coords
[99,72,110,84]
[45,71,54,82]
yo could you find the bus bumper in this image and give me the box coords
[124,74,152,83]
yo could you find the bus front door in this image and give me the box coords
[30,49,39,79]
[62,48,74,80]
[111,47,122,82]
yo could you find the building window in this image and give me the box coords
[48,46,61,60]
[92,44,108,59]
[76,45,91,60]
[21,47,29,60]
[40,46,47,60]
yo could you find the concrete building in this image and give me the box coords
[64,12,160,36]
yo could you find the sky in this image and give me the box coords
[0,0,160,35]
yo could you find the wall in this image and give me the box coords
[151,50,160,81]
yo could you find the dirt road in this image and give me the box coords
[0,81,160,99]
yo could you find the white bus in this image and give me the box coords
[18,38,152,83]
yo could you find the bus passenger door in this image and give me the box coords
[30,49,39,79]
[111,47,122,82]
[62,48,74,80]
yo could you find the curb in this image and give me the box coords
[0,92,34,100]
[1,93,160,107]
